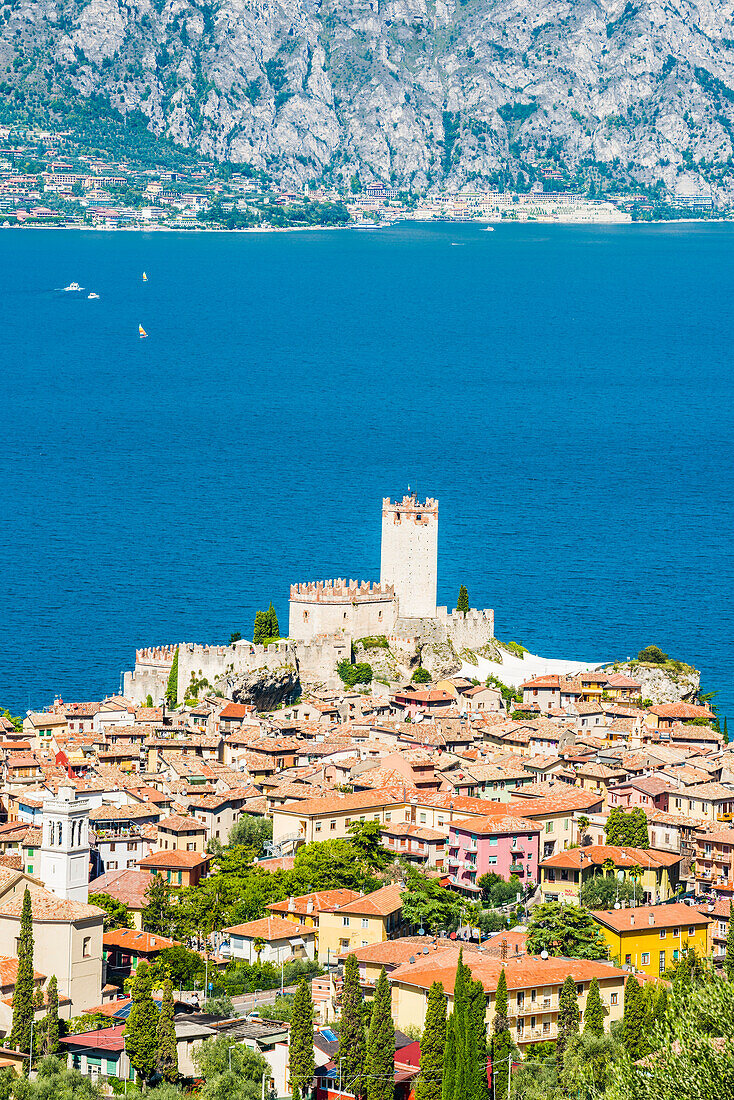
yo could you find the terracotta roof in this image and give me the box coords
[0,955,45,986]
[223,916,310,940]
[89,869,153,908]
[256,856,296,872]
[0,881,103,922]
[268,889,361,917]
[103,929,179,951]
[138,850,212,870]
[157,814,206,833]
[591,903,711,933]
[219,703,254,719]
[650,703,715,719]
[335,884,403,917]
[388,949,627,993]
[449,815,541,836]
[541,844,680,871]
[381,823,446,842]
[60,1025,125,1051]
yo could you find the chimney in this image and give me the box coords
[306,899,314,914]
[649,913,655,926]
[630,915,634,926]
[288,896,295,912]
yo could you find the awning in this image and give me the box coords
[289,938,306,946]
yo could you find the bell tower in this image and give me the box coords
[380,495,438,619]
[39,787,91,902]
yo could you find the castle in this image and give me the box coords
[123,494,494,701]
[289,494,494,647]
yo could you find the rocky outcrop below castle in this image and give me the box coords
[607,661,701,705]
[4,0,734,197]
[220,664,301,711]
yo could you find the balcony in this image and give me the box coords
[448,855,459,867]
[464,843,478,854]
[510,864,525,875]
[511,844,524,855]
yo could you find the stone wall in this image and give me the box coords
[380,496,438,618]
[288,579,397,642]
[436,607,495,650]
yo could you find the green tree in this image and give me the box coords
[412,667,432,684]
[365,968,394,1100]
[157,978,178,1082]
[229,632,242,644]
[290,839,377,893]
[727,902,734,981]
[526,903,608,960]
[145,693,154,707]
[579,875,638,910]
[441,1000,456,1100]
[630,807,650,849]
[457,586,469,615]
[491,968,511,1100]
[165,648,179,707]
[583,977,604,1038]
[151,945,205,989]
[195,1035,269,1100]
[41,975,59,1057]
[347,820,391,871]
[400,865,465,933]
[289,979,315,1100]
[468,978,489,1100]
[10,888,34,1061]
[620,974,647,1059]
[417,982,446,1100]
[557,976,579,1064]
[125,961,160,1083]
[476,873,521,909]
[637,646,668,663]
[253,610,268,645]
[266,602,279,640]
[88,892,134,932]
[339,954,366,1099]
[228,815,273,853]
[142,873,174,935]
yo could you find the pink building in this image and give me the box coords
[447,815,541,896]
[607,777,671,811]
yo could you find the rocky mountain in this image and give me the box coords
[4,0,734,197]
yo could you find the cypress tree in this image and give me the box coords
[490,969,511,1100]
[452,952,469,1100]
[724,717,729,745]
[468,979,488,1100]
[417,982,446,1100]
[157,978,178,1082]
[583,977,604,1038]
[727,902,734,982]
[457,586,469,615]
[620,974,646,1059]
[125,961,160,1084]
[340,955,366,1100]
[266,602,280,639]
[441,1010,457,1100]
[142,872,173,935]
[289,978,315,1100]
[165,648,178,707]
[556,976,579,1064]
[365,968,394,1100]
[41,975,59,1057]
[10,888,34,1059]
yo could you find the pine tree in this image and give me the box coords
[10,888,34,1059]
[556,976,579,1064]
[620,974,646,1059]
[365,968,394,1100]
[41,975,59,1057]
[253,610,268,645]
[266,602,280,639]
[165,648,178,707]
[125,961,160,1084]
[417,982,446,1100]
[727,902,734,982]
[142,872,173,935]
[157,978,178,1082]
[583,977,604,1038]
[289,978,315,1100]
[490,969,511,1100]
[457,586,469,615]
[340,955,366,1100]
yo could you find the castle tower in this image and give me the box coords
[39,787,91,902]
[380,495,438,619]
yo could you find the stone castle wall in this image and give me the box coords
[288,579,397,642]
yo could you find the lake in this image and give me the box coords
[1,221,732,717]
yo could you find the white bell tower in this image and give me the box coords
[39,787,91,902]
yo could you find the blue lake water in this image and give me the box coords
[1,221,733,718]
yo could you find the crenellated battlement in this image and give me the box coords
[135,645,178,666]
[290,579,395,603]
[382,495,438,523]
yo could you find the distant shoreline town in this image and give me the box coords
[0,124,724,232]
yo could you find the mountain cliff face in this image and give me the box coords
[4,0,734,196]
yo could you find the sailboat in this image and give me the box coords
[142,271,148,282]
[138,324,148,339]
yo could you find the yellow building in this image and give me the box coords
[317,884,405,965]
[266,889,362,952]
[539,844,681,905]
[387,947,628,1047]
[591,903,711,977]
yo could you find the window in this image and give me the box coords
[487,857,497,866]
[385,813,391,822]
[27,865,33,874]
[576,984,583,995]
[362,940,368,947]
[625,954,631,965]
[546,870,556,882]
[315,823,322,832]
[343,916,350,926]
[689,927,696,936]
[659,950,666,973]
[642,953,650,965]
[362,919,369,929]
[659,930,666,939]
[187,842,195,851]
[611,993,618,1005]
[127,842,136,852]
[330,821,337,831]
[83,937,91,958]
[420,813,427,824]
[488,837,498,846]
[673,928,679,936]
[545,821,553,834]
